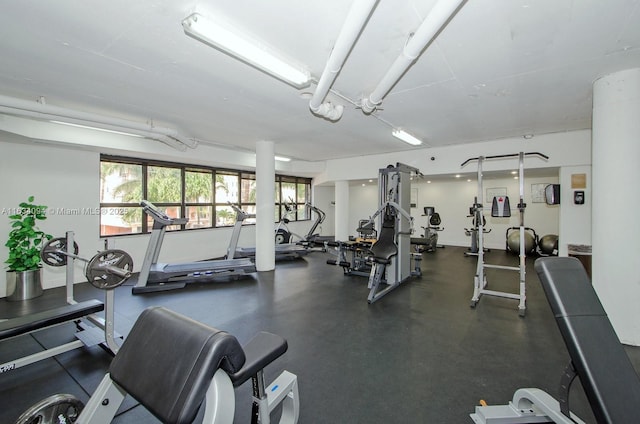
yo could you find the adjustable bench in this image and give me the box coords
[0,299,105,374]
[471,257,640,423]
[71,306,299,423]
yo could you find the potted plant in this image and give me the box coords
[5,196,52,300]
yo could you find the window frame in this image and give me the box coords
[99,155,312,237]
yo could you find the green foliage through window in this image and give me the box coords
[99,156,311,236]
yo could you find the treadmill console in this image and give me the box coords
[140,200,189,226]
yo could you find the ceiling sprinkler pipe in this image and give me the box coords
[309,0,378,120]
[360,0,466,114]
[311,102,345,121]
[0,94,196,149]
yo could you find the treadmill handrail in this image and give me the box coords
[141,200,189,226]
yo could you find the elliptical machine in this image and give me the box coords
[275,201,327,245]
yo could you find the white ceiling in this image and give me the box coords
[0,0,639,162]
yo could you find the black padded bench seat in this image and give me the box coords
[369,218,397,264]
[535,257,640,423]
[410,237,430,245]
[0,299,104,341]
[109,306,288,424]
[230,331,287,387]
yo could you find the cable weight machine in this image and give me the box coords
[461,152,548,317]
[363,163,421,303]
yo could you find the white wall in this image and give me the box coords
[315,130,591,184]
[558,166,591,256]
[315,130,588,251]
[311,185,334,237]
[0,137,256,296]
[1,128,589,297]
[346,175,559,250]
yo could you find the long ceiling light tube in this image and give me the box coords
[182,13,311,89]
[360,0,466,114]
[0,94,196,149]
[392,129,423,146]
[309,0,378,121]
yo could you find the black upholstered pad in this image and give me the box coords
[109,307,245,424]
[229,331,288,387]
[535,257,640,424]
[370,218,397,264]
[0,299,104,340]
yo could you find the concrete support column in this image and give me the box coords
[592,68,640,345]
[335,181,349,241]
[255,141,276,271]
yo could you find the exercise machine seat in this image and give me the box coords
[369,218,397,265]
[109,306,246,424]
[535,257,640,423]
[229,331,288,387]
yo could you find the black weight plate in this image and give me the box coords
[40,238,80,267]
[14,393,84,424]
[85,249,133,289]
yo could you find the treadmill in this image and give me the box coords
[132,200,256,294]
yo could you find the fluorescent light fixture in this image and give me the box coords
[50,120,143,137]
[391,129,423,146]
[275,156,291,162]
[182,13,311,88]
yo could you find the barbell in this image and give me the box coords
[41,237,133,289]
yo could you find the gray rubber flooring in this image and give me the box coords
[1,246,639,423]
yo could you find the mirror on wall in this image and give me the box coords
[545,184,560,205]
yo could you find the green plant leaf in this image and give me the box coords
[4,196,52,271]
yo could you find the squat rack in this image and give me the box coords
[461,152,548,317]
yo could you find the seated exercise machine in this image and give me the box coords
[326,219,377,277]
[132,200,256,294]
[1,231,132,374]
[464,198,490,256]
[461,152,548,317]
[356,219,377,240]
[15,306,299,424]
[411,206,444,253]
[226,203,324,261]
[364,163,422,304]
[325,239,374,277]
[470,257,640,423]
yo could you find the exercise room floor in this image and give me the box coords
[2,246,639,423]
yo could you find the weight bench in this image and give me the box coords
[471,257,640,423]
[75,306,299,423]
[0,299,105,374]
